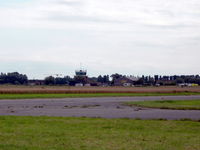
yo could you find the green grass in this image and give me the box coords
[0,116,199,150]
[125,100,200,110]
[0,92,200,99]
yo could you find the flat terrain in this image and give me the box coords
[1,96,200,120]
[125,100,200,110]
[0,85,200,94]
[0,116,199,150]
[0,92,200,99]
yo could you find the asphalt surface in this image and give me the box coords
[0,95,200,120]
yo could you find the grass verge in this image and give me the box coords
[125,100,200,110]
[0,116,199,150]
[0,92,200,99]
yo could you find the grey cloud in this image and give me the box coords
[55,0,83,6]
[144,23,199,29]
[132,42,173,48]
[155,10,175,17]
[1,0,200,77]
[180,36,200,45]
[46,14,125,24]
[0,60,75,79]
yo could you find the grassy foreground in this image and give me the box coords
[125,100,200,110]
[0,92,200,99]
[0,116,199,150]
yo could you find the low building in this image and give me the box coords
[28,80,45,85]
[75,83,84,87]
[84,84,91,87]
[113,76,139,86]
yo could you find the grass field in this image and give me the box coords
[0,92,200,99]
[0,116,199,150]
[125,100,200,110]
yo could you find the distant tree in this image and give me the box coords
[154,75,159,81]
[89,77,98,82]
[0,72,28,85]
[163,76,169,81]
[44,76,55,85]
[97,75,103,83]
[103,75,110,84]
[97,75,110,84]
[110,73,123,85]
[148,77,155,85]
[0,73,6,84]
[55,77,64,85]
[176,78,184,84]
[135,78,144,85]
[144,76,148,82]
[111,73,122,80]
[63,76,72,84]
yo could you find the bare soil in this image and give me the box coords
[0,85,200,94]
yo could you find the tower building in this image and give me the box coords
[74,68,88,85]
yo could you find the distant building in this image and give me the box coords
[75,70,87,76]
[84,83,91,87]
[28,80,45,85]
[74,69,88,85]
[87,78,100,86]
[113,76,139,86]
[75,83,84,87]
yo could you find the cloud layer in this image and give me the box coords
[0,0,200,78]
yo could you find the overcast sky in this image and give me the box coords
[0,0,200,79]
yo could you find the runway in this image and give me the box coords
[0,95,200,120]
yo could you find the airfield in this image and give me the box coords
[0,86,200,120]
[0,96,200,120]
[0,86,200,149]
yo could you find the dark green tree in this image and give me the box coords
[44,76,55,85]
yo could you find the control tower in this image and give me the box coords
[74,68,88,84]
[75,69,87,76]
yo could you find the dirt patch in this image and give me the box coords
[34,105,44,108]
[64,104,100,109]
[0,86,200,94]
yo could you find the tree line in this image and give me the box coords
[44,75,110,85]
[0,72,200,86]
[0,72,28,84]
